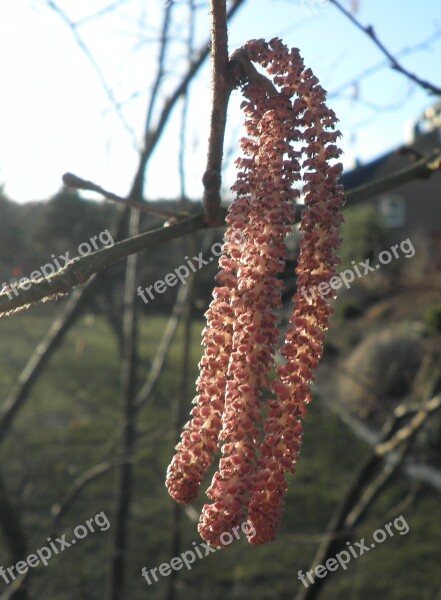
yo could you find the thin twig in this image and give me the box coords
[46,0,139,145]
[330,0,441,96]
[75,0,129,27]
[107,204,140,600]
[344,149,441,205]
[135,229,215,409]
[375,395,441,456]
[329,30,441,99]
[51,457,134,530]
[130,0,246,201]
[144,2,173,135]
[201,0,232,225]
[62,172,191,219]
[3,146,441,317]
[0,288,87,444]
[166,234,197,600]
[178,0,197,201]
[295,392,437,600]
[134,283,192,408]
[0,213,208,318]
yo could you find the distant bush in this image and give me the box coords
[337,323,423,424]
[424,304,441,333]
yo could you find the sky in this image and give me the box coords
[0,0,440,204]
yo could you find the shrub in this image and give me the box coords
[424,304,441,333]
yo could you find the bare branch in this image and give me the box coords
[344,149,441,205]
[46,0,139,145]
[375,395,441,457]
[107,207,140,599]
[62,172,190,219]
[178,0,197,201]
[3,144,440,318]
[201,0,232,225]
[51,457,133,530]
[295,391,439,600]
[330,0,441,96]
[134,283,192,408]
[75,0,129,27]
[130,0,246,201]
[144,2,173,136]
[0,213,208,318]
[166,235,197,600]
[0,289,86,444]
[329,30,441,99]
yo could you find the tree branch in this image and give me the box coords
[295,392,438,600]
[0,213,208,318]
[144,2,173,137]
[3,144,441,318]
[46,0,139,145]
[201,0,231,226]
[130,0,246,201]
[344,149,441,205]
[51,458,133,530]
[330,0,441,96]
[375,394,441,457]
[329,30,441,99]
[0,470,29,600]
[134,282,192,408]
[3,145,441,318]
[165,235,196,600]
[62,172,190,219]
[107,206,140,600]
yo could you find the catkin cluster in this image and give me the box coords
[166,37,345,547]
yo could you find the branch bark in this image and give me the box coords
[0,470,29,600]
[330,0,441,96]
[130,0,246,201]
[0,213,208,318]
[343,149,441,205]
[107,224,139,600]
[201,0,232,226]
[62,172,190,219]
[3,146,441,318]
[165,235,196,600]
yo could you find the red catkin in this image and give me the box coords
[166,37,345,548]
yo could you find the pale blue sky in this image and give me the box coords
[0,0,439,203]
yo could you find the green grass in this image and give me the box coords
[0,306,439,599]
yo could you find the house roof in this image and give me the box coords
[341,129,441,191]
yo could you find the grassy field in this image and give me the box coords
[0,305,439,600]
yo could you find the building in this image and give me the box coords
[341,102,441,263]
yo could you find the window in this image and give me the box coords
[378,194,405,228]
